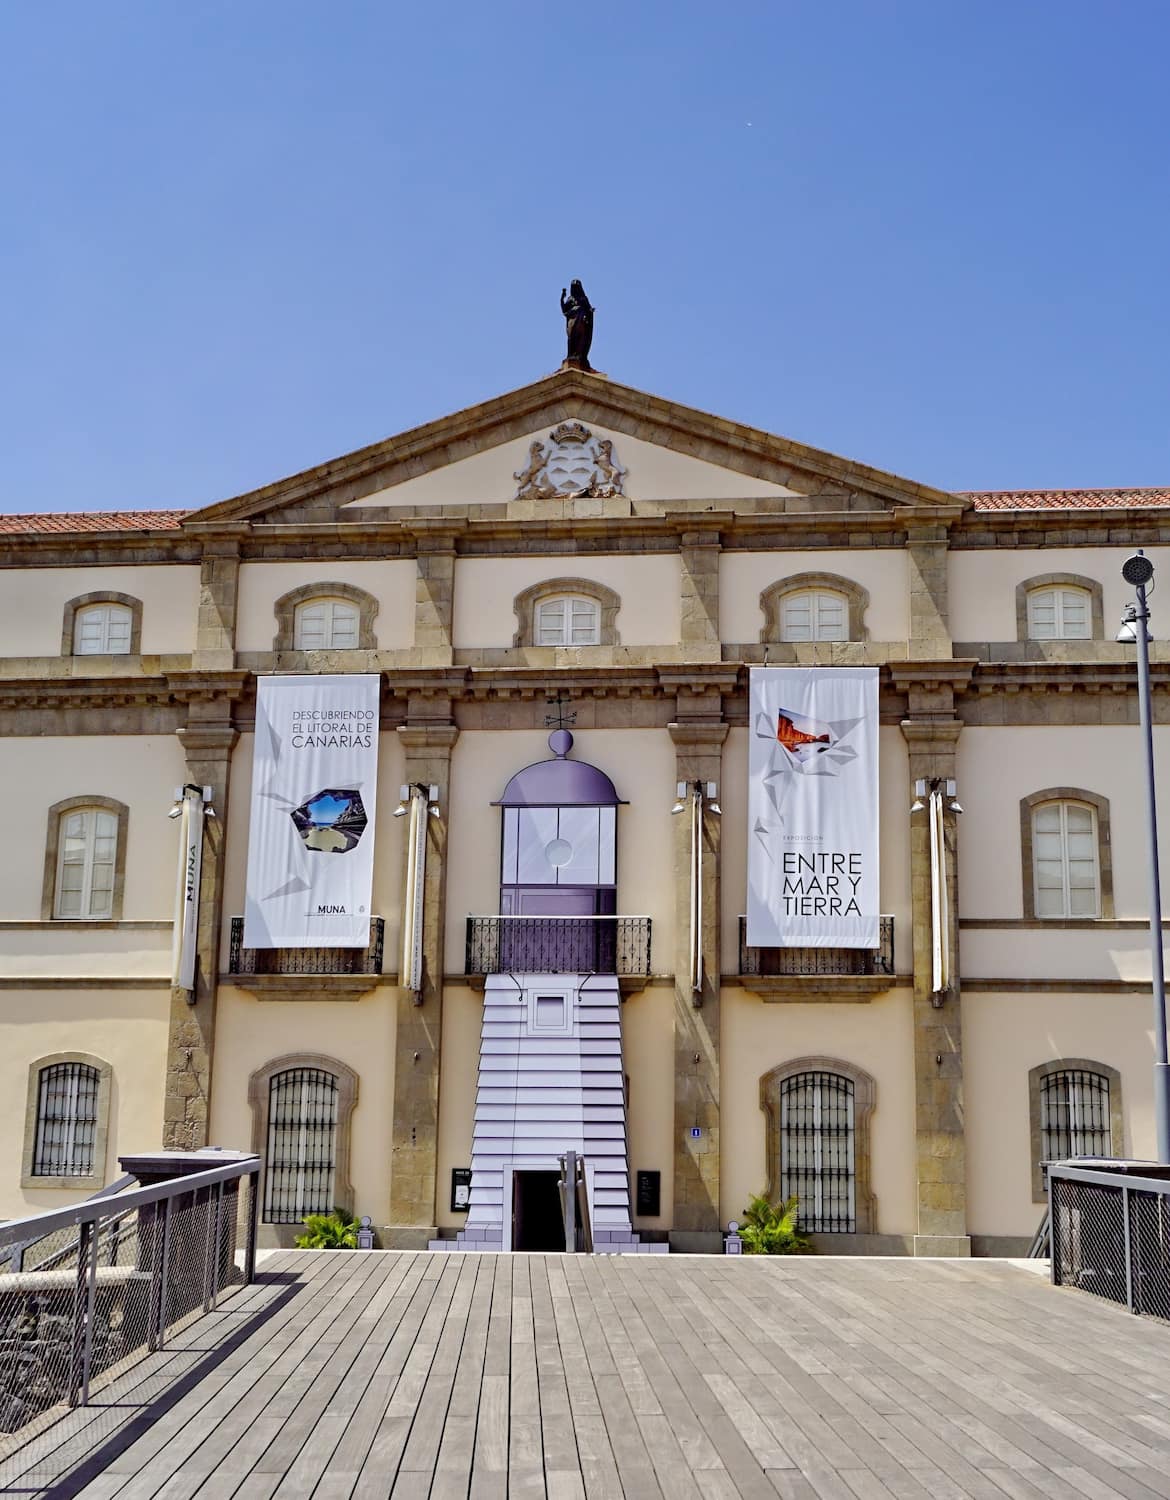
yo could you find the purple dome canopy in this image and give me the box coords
[493,730,624,808]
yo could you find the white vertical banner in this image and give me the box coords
[244,675,380,948]
[172,788,204,992]
[747,667,879,949]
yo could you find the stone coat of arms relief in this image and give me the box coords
[513,422,627,500]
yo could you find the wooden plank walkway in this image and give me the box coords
[3,1253,1170,1499]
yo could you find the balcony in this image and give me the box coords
[224,917,385,1002]
[738,915,896,1002]
[465,916,652,984]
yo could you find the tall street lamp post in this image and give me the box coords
[1118,550,1170,1163]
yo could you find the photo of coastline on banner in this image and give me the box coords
[747,667,879,949]
[243,675,380,948]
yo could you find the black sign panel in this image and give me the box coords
[635,1170,660,1217]
[450,1167,472,1213]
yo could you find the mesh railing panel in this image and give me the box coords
[1050,1169,1170,1323]
[0,1161,257,1465]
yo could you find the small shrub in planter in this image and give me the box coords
[738,1194,814,1255]
[294,1210,361,1249]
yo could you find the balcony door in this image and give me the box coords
[499,804,617,969]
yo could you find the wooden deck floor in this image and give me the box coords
[3,1252,1170,1499]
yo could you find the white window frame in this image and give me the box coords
[1031,800,1101,919]
[1026,586,1092,641]
[779,589,849,643]
[54,806,119,920]
[73,602,133,655]
[535,595,601,647]
[293,597,361,650]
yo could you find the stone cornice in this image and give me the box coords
[889,662,977,693]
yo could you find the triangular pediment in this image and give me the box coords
[184,368,960,528]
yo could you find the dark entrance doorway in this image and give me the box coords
[511,1170,565,1251]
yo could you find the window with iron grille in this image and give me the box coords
[780,1071,856,1232]
[32,1062,100,1177]
[1040,1069,1112,1164]
[264,1067,339,1223]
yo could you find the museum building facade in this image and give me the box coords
[1,366,1168,1254]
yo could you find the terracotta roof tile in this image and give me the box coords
[0,509,190,535]
[964,488,1170,512]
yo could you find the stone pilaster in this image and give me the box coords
[384,715,459,1247]
[668,708,728,1252]
[409,520,465,667]
[894,662,974,1256]
[905,512,959,661]
[162,715,239,1151]
[676,522,724,662]
[194,535,242,669]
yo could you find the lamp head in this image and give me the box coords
[166,804,183,820]
[1122,551,1155,588]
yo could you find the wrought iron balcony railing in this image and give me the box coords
[228,917,385,976]
[465,916,652,977]
[738,915,894,977]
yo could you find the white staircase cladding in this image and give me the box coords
[431,972,663,1252]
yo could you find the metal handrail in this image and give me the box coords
[0,1156,260,1252]
[466,913,653,920]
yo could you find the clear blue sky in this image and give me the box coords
[1,2,1167,514]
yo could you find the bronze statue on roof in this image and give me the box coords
[560,280,594,371]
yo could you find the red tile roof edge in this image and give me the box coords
[1,490,1169,534]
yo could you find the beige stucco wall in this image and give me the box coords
[720,550,909,643]
[234,561,416,653]
[623,983,676,1233]
[964,990,1155,1238]
[220,732,407,969]
[0,566,200,657]
[452,555,681,649]
[719,986,916,1233]
[719,727,912,974]
[0,989,168,1219]
[346,427,795,509]
[208,984,397,1229]
[958,725,1170,927]
[435,984,483,1232]
[0,736,186,925]
[950,545,1170,643]
[443,728,677,975]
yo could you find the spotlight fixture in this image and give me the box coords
[393,784,410,818]
[671,780,688,815]
[166,804,183,820]
[910,798,925,813]
[705,782,721,816]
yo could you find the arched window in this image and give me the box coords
[21,1053,113,1186]
[61,592,142,656]
[780,1070,855,1231]
[780,590,847,642]
[248,1055,358,1225]
[760,1057,876,1234]
[1026,586,1092,641]
[272,582,379,652]
[1031,799,1100,918]
[512,578,622,647]
[293,597,360,650]
[759,574,869,645]
[51,803,121,919]
[1029,1060,1122,1199]
[535,595,600,646]
[1017,574,1103,642]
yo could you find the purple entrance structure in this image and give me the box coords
[432,732,662,1254]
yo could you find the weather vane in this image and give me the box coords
[545,691,577,731]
